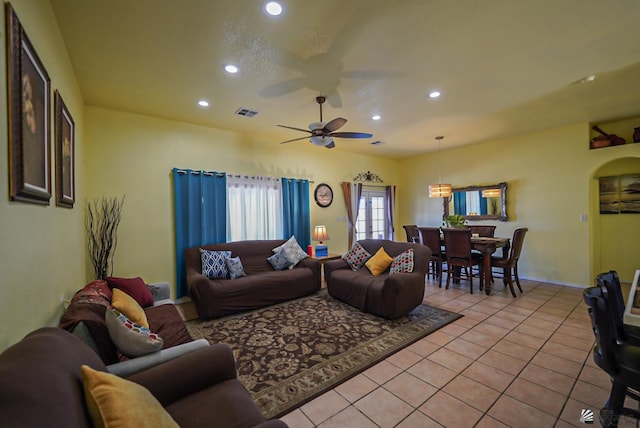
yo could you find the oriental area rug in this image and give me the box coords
[185,289,462,419]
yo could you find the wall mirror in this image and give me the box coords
[443,182,508,221]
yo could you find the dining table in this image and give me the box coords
[470,236,510,295]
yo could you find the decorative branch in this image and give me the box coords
[85,196,125,279]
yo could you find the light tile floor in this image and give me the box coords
[279,277,638,427]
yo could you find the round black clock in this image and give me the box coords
[314,183,333,208]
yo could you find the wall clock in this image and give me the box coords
[314,183,333,208]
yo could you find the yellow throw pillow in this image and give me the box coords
[81,365,179,428]
[365,247,393,276]
[111,288,149,328]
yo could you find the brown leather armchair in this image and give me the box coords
[0,327,287,428]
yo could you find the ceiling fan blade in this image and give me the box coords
[323,118,347,133]
[329,131,373,139]
[277,124,312,133]
[279,136,313,144]
[324,141,336,149]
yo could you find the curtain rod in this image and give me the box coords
[174,169,225,177]
[174,169,312,183]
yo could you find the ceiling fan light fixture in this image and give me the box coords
[310,136,333,147]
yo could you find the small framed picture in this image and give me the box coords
[54,91,75,208]
[6,3,51,205]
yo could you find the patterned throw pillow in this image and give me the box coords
[365,247,394,276]
[267,248,291,271]
[272,236,308,268]
[105,308,163,357]
[390,249,415,274]
[199,249,232,279]
[342,242,372,271]
[225,256,247,279]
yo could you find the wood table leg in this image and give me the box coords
[482,244,496,295]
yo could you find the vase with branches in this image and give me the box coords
[86,196,125,279]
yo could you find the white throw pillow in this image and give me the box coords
[272,236,308,268]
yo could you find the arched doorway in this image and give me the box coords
[590,156,640,283]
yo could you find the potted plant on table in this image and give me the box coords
[443,214,467,228]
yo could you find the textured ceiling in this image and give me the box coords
[50,0,640,158]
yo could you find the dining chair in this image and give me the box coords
[490,227,528,297]
[418,227,445,288]
[469,225,496,237]
[583,285,640,427]
[442,228,484,293]
[596,271,640,344]
[403,225,420,244]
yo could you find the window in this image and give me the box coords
[227,175,283,241]
[355,188,388,240]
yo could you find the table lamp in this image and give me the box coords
[312,225,329,257]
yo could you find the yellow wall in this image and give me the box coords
[398,124,640,286]
[84,107,398,296]
[0,0,86,349]
[1,0,638,353]
[592,156,640,281]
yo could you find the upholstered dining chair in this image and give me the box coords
[469,225,496,237]
[442,228,484,293]
[403,224,420,244]
[418,227,445,288]
[490,228,528,297]
[583,286,640,427]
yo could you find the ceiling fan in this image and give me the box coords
[277,96,373,149]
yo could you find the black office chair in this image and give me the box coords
[583,286,640,427]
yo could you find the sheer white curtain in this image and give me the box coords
[226,175,283,241]
[466,191,481,216]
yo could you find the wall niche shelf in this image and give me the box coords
[589,116,640,150]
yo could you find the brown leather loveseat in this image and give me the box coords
[0,327,287,428]
[185,240,321,320]
[324,239,430,319]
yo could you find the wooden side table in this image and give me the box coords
[309,253,342,285]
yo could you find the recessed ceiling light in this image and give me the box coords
[224,64,238,74]
[428,91,441,98]
[264,1,283,16]
[372,115,381,121]
[198,100,209,107]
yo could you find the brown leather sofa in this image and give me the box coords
[324,239,430,319]
[185,240,321,320]
[0,327,287,428]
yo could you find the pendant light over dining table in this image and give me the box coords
[428,136,452,198]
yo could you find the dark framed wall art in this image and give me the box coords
[6,3,51,205]
[54,91,75,208]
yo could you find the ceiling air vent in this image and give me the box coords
[235,107,258,118]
